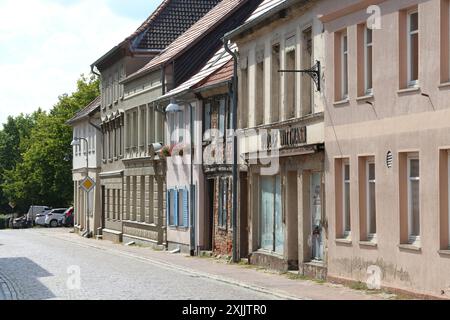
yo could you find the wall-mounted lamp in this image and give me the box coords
[165,99,184,113]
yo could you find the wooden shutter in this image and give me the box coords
[174,189,179,227]
[183,189,189,227]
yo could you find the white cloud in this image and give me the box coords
[0,0,141,125]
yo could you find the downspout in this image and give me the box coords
[224,39,239,263]
[189,102,195,256]
[90,65,100,77]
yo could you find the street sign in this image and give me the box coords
[80,177,95,193]
[8,202,16,209]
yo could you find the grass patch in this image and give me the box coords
[349,281,369,291]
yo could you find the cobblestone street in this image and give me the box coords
[0,229,280,300]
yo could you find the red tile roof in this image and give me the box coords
[194,59,234,90]
[124,0,248,83]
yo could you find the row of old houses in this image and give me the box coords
[67,0,450,298]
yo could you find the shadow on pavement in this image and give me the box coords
[0,257,55,300]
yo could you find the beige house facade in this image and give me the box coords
[229,0,327,275]
[322,0,450,298]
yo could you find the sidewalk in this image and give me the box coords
[39,229,392,300]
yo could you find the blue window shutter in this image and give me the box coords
[166,190,170,226]
[174,189,179,227]
[183,189,189,227]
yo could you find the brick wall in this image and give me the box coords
[213,176,233,256]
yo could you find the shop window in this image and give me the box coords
[260,175,283,254]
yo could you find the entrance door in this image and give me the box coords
[260,175,283,255]
[310,173,324,261]
[204,179,214,251]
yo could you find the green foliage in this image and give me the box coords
[0,74,99,212]
[0,214,12,230]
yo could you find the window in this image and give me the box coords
[255,60,265,125]
[366,160,377,239]
[407,155,420,244]
[240,65,249,128]
[271,44,280,123]
[219,99,226,137]
[364,27,373,94]
[140,107,146,148]
[407,10,419,87]
[140,176,145,223]
[168,189,176,226]
[260,175,283,254]
[218,179,228,228]
[447,151,450,248]
[343,160,351,238]
[341,32,349,99]
[285,36,296,119]
[301,27,313,116]
[204,102,212,140]
[167,188,189,228]
[133,111,138,148]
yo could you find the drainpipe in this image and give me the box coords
[90,65,100,77]
[189,102,195,256]
[224,40,239,264]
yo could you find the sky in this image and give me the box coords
[0,0,160,125]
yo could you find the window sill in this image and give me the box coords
[335,238,352,245]
[356,94,374,102]
[438,250,450,256]
[168,226,189,231]
[398,244,422,252]
[397,87,420,95]
[439,82,450,90]
[359,241,378,248]
[333,99,350,107]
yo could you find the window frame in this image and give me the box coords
[343,160,351,238]
[364,26,373,95]
[447,151,450,249]
[366,159,377,240]
[407,9,419,87]
[341,32,349,100]
[407,154,420,244]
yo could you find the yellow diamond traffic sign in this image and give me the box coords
[80,177,95,193]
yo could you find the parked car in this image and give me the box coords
[62,207,74,227]
[12,215,31,229]
[27,206,51,226]
[35,208,53,226]
[44,208,68,228]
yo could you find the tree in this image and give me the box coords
[1,74,99,212]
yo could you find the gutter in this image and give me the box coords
[225,0,311,41]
